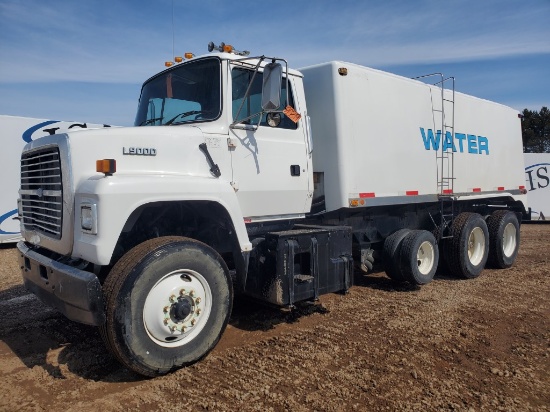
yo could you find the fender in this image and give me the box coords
[73,174,251,265]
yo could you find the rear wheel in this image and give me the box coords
[445,213,489,279]
[486,210,520,268]
[399,230,439,285]
[99,236,232,377]
[383,229,411,281]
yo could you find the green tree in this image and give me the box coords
[522,106,550,153]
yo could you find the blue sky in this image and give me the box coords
[0,0,549,126]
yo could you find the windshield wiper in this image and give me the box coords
[139,117,164,126]
[165,110,207,125]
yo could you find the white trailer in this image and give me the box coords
[524,153,550,220]
[16,43,528,376]
[0,115,113,243]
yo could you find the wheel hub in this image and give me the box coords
[170,297,193,322]
[162,289,203,333]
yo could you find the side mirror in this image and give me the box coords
[261,62,283,111]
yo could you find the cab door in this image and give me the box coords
[229,66,310,220]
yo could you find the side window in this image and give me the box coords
[231,67,298,130]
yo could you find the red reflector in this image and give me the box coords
[519,185,525,190]
[359,192,376,198]
[497,187,505,191]
[472,188,481,192]
[244,218,252,223]
[442,189,453,194]
[406,191,418,196]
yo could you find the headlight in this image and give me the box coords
[81,203,97,234]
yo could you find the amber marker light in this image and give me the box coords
[96,159,116,176]
[165,61,174,67]
[174,56,183,63]
[184,52,194,59]
[223,44,234,53]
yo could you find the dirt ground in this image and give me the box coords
[0,224,548,412]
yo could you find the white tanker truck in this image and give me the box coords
[17,42,527,376]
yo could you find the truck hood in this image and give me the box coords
[25,125,213,194]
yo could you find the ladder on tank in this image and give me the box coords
[414,73,456,238]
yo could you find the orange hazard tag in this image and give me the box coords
[283,105,301,123]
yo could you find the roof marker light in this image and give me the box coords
[174,56,183,63]
[207,41,250,56]
[165,61,174,67]
[184,52,194,59]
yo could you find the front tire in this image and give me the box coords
[446,213,489,279]
[99,236,233,377]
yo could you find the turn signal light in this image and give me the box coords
[96,159,116,176]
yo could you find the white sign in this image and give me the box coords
[524,153,550,220]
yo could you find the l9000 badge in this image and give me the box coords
[123,147,157,156]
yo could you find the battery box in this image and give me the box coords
[245,225,353,306]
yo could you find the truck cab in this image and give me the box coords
[17,43,350,377]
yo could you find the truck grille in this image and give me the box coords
[20,147,63,239]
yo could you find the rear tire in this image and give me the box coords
[446,213,489,279]
[399,230,439,285]
[383,229,411,281]
[486,210,520,268]
[99,236,232,377]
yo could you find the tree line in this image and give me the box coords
[522,106,550,153]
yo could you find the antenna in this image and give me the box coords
[171,0,175,60]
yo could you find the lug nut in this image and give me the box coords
[169,325,176,332]
[179,288,186,296]
[191,319,196,326]
[195,297,202,304]
[163,306,170,313]
[169,295,177,303]
[189,290,195,297]
[196,309,201,316]
[163,319,169,325]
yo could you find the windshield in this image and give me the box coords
[134,58,221,126]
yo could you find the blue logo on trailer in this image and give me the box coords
[420,128,489,155]
[22,120,59,142]
[22,120,92,142]
[0,209,18,235]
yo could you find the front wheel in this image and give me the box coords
[99,236,233,377]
